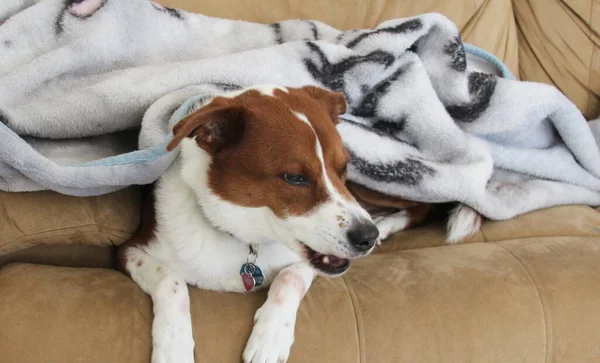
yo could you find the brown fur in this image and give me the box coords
[347,181,421,210]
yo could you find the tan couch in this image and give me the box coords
[1,1,599,362]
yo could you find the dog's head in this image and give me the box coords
[167,85,378,276]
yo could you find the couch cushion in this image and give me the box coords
[157,0,519,75]
[0,188,140,256]
[2,236,600,362]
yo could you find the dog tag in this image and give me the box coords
[241,272,255,292]
[240,263,264,292]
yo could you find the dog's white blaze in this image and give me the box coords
[256,84,289,96]
[220,84,288,99]
[292,111,345,203]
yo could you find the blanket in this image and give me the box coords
[1,0,599,221]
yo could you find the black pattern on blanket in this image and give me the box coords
[0,0,599,219]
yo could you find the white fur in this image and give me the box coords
[446,204,482,244]
[373,210,409,240]
[153,158,301,292]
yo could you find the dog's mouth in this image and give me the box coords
[300,243,350,276]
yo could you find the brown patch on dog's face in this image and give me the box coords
[203,87,352,218]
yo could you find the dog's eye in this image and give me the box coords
[282,174,310,186]
[339,165,348,177]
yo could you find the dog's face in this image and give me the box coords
[167,85,378,275]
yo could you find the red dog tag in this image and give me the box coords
[242,272,255,292]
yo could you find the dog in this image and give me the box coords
[116,84,480,363]
[117,85,392,363]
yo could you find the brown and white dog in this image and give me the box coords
[117,85,394,363]
[117,84,480,363]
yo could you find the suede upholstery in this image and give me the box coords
[0,0,599,362]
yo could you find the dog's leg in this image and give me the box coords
[373,210,409,240]
[122,246,195,363]
[243,262,315,363]
[374,203,431,240]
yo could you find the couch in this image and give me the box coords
[1,0,599,362]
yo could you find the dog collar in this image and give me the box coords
[240,244,264,292]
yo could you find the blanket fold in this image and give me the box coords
[1,0,599,220]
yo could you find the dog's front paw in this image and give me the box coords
[242,302,295,363]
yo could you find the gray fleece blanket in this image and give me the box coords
[1,0,600,221]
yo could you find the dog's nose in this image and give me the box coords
[347,222,379,252]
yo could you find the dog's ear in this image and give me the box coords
[301,86,347,124]
[167,98,245,154]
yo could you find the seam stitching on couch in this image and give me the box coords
[495,243,551,363]
[342,275,364,363]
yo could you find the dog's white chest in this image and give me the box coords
[147,167,302,293]
[148,230,301,293]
